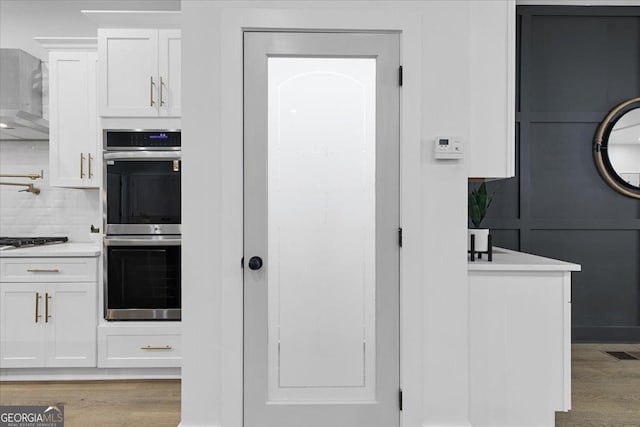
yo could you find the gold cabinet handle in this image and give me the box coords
[35,292,42,323]
[140,345,172,350]
[88,153,93,179]
[160,76,165,106]
[45,293,51,323]
[80,153,85,178]
[150,76,156,107]
[27,268,60,273]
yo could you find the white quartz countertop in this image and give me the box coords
[0,243,101,258]
[468,247,581,272]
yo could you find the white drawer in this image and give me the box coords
[98,326,181,368]
[0,257,98,283]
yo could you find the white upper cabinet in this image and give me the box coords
[468,0,516,179]
[48,51,99,188]
[158,29,182,117]
[99,29,181,117]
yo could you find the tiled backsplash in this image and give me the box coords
[0,140,100,242]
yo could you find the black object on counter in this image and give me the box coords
[468,234,493,262]
[0,236,69,248]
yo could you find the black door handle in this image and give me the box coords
[248,256,263,270]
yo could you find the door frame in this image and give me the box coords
[188,8,423,427]
[243,32,401,426]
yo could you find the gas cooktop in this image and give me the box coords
[0,236,68,250]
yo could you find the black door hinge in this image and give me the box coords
[399,66,403,87]
[398,227,403,248]
[399,389,403,411]
[241,257,244,269]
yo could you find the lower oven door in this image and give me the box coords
[104,236,181,320]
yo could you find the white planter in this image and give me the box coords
[468,229,489,252]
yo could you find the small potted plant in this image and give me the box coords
[468,182,493,252]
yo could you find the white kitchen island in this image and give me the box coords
[469,247,581,427]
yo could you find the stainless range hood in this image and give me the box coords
[0,49,49,140]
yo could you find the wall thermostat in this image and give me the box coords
[434,136,463,160]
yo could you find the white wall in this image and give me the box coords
[0,0,179,59]
[419,3,470,425]
[181,1,471,426]
[0,0,179,242]
[0,141,100,241]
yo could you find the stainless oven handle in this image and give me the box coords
[104,237,182,247]
[104,151,181,161]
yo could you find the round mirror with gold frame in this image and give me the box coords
[594,97,640,199]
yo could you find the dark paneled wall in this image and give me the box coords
[472,6,640,342]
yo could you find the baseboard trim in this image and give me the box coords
[423,423,472,427]
[0,367,180,381]
[573,326,640,342]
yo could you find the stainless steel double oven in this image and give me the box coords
[103,130,181,321]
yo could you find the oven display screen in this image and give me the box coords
[106,131,181,148]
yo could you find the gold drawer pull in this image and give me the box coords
[140,345,172,350]
[88,153,93,179]
[45,293,52,323]
[27,268,60,273]
[35,292,42,323]
[150,76,156,107]
[160,76,165,106]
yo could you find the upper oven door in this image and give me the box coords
[105,151,181,235]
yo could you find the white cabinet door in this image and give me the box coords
[45,283,97,367]
[0,284,46,368]
[49,52,99,188]
[99,29,159,117]
[469,0,516,178]
[469,270,571,426]
[98,325,182,368]
[159,30,181,117]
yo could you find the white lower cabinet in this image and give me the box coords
[46,283,97,367]
[0,284,46,367]
[469,269,574,427]
[0,256,98,368]
[0,282,97,368]
[98,325,181,368]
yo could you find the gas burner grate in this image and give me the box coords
[0,236,68,248]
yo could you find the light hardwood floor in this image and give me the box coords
[0,379,180,427]
[1,344,639,427]
[556,343,640,427]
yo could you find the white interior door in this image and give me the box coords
[244,32,400,427]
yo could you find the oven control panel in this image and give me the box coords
[105,130,181,149]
